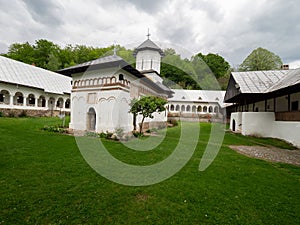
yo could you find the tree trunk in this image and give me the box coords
[133,113,137,131]
[139,116,145,134]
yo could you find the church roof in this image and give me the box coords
[58,54,173,97]
[59,55,124,74]
[168,89,226,108]
[0,56,71,94]
[133,39,164,57]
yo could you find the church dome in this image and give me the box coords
[133,39,164,57]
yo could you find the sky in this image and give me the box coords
[1,0,300,68]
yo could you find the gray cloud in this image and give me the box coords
[127,0,165,14]
[22,0,64,26]
[0,0,299,68]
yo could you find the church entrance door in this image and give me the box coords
[87,107,96,131]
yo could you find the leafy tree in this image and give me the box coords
[197,53,230,79]
[161,50,200,90]
[34,39,60,68]
[130,96,167,134]
[239,47,283,71]
[5,42,35,65]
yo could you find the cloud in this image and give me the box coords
[0,0,299,68]
[22,0,64,26]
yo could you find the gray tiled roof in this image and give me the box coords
[0,56,71,94]
[231,70,288,93]
[265,68,300,92]
[168,89,226,107]
[59,55,123,72]
[133,39,164,56]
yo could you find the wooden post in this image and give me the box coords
[288,94,290,112]
[265,99,267,112]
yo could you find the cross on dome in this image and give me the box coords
[147,28,151,39]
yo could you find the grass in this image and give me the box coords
[0,117,299,224]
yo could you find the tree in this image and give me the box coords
[5,42,35,65]
[34,39,60,68]
[130,96,167,134]
[197,53,230,79]
[239,47,283,71]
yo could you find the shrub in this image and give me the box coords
[114,127,124,139]
[42,125,68,134]
[133,131,143,138]
[0,111,3,117]
[106,131,113,139]
[85,131,98,137]
[168,119,178,127]
[98,132,107,138]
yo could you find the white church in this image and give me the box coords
[0,36,227,133]
[59,37,173,133]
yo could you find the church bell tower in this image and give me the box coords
[133,31,165,74]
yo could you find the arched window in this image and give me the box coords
[186,105,191,112]
[203,106,207,112]
[38,96,46,107]
[175,105,180,111]
[214,106,219,113]
[192,105,196,112]
[209,106,213,113]
[27,94,35,106]
[197,106,202,112]
[48,97,55,110]
[111,76,116,84]
[181,105,185,112]
[170,104,175,111]
[56,98,64,108]
[119,74,124,81]
[65,99,70,109]
[0,90,10,104]
[14,92,24,105]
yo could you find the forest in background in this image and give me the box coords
[1,39,282,90]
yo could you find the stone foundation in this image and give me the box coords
[139,121,167,131]
[0,108,70,117]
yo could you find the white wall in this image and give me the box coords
[231,112,300,148]
[136,50,161,73]
[230,112,242,132]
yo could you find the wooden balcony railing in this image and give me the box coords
[275,111,300,121]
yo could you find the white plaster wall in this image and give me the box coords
[136,50,161,73]
[237,112,300,148]
[272,121,300,147]
[230,112,242,132]
[241,112,275,137]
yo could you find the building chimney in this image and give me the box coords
[281,64,289,70]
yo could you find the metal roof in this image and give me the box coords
[0,56,71,94]
[265,68,300,93]
[231,70,288,94]
[58,55,124,73]
[133,39,164,57]
[168,89,226,107]
[58,54,173,97]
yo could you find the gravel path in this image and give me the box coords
[229,145,300,166]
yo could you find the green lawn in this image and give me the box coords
[0,117,299,224]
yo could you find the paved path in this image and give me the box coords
[229,145,300,166]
